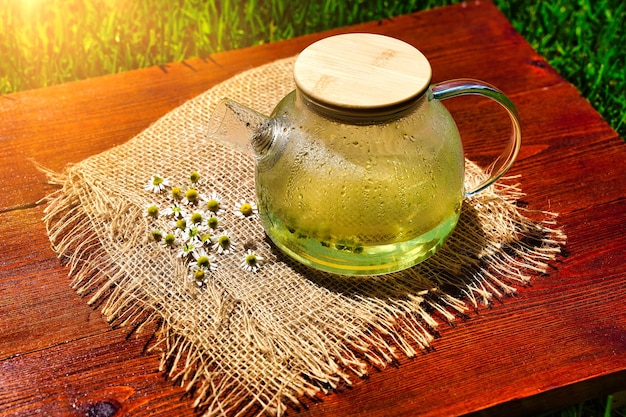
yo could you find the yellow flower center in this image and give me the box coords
[240,203,253,216]
[185,189,198,202]
[197,256,210,267]
[147,205,159,217]
[218,235,230,247]
[207,199,219,212]
[194,269,205,281]
[207,216,218,229]
[245,254,257,266]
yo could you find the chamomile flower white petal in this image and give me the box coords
[212,231,235,255]
[162,203,186,219]
[188,265,210,286]
[203,191,225,215]
[184,226,205,246]
[192,247,210,262]
[178,241,201,259]
[145,175,169,193]
[234,199,258,220]
[240,249,264,272]
[193,248,217,270]
[186,210,207,227]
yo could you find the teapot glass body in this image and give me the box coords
[255,88,465,275]
[208,33,521,276]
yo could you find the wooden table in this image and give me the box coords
[1,1,624,416]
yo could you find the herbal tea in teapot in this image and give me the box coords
[209,33,521,275]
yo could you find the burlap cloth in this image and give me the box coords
[42,56,565,416]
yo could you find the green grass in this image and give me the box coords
[537,393,625,417]
[496,0,625,138]
[0,1,624,415]
[1,0,624,137]
[0,0,452,92]
[0,0,624,138]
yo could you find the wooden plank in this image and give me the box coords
[0,318,196,417]
[0,1,624,416]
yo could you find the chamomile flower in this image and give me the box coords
[199,233,213,247]
[144,203,160,219]
[187,210,205,226]
[212,231,235,255]
[188,265,211,287]
[160,232,177,248]
[183,226,204,245]
[170,218,188,233]
[145,175,169,193]
[192,248,216,270]
[203,191,224,215]
[189,171,202,185]
[170,186,183,201]
[206,214,220,230]
[150,229,163,242]
[192,246,209,261]
[234,199,258,220]
[143,167,274,283]
[178,241,200,259]
[182,188,203,205]
[162,203,186,219]
[240,249,264,272]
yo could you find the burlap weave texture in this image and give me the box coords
[42,56,565,416]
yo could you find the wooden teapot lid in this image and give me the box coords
[294,33,432,117]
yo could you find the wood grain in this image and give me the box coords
[1,1,624,416]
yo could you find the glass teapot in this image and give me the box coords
[208,33,521,276]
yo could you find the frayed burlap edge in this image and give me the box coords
[40,56,566,416]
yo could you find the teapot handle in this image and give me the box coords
[431,79,522,196]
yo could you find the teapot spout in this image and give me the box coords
[207,99,275,158]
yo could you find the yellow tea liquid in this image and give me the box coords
[256,99,464,275]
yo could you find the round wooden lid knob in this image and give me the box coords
[294,33,432,117]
